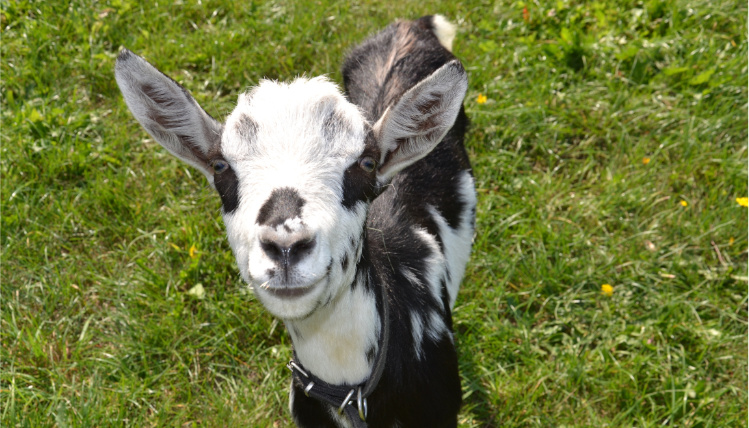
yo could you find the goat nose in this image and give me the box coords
[260,236,316,268]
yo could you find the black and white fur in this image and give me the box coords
[114,14,476,427]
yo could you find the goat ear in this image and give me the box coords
[114,49,223,179]
[372,60,468,183]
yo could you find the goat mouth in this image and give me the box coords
[257,277,325,299]
[262,284,314,298]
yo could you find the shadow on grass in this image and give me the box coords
[458,344,499,427]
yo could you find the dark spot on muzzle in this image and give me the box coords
[256,187,306,227]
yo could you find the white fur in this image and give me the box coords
[410,312,425,359]
[220,77,370,320]
[326,408,353,428]
[411,227,450,358]
[400,265,422,288]
[413,226,447,306]
[427,171,476,308]
[399,172,475,360]
[285,275,380,385]
[432,14,457,52]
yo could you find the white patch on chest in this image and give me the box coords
[286,280,380,385]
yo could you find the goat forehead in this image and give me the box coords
[222,76,367,161]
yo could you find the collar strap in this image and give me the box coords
[288,359,368,427]
[287,272,391,427]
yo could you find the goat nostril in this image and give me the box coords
[290,238,315,255]
[288,237,315,264]
[260,239,283,262]
[260,237,315,266]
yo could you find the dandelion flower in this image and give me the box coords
[642,157,650,165]
[680,200,688,207]
[601,284,614,296]
[477,93,487,104]
[189,244,198,259]
[737,197,748,207]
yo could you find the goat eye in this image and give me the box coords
[359,156,376,173]
[211,159,229,174]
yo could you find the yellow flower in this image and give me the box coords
[477,93,487,104]
[189,244,198,259]
[680,200,688,207]
[601,284,614,296]
[736,197,748,207]
[729,237,735,245]
[642,157,650,165]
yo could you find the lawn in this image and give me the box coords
[2,0,747,426]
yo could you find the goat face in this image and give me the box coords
[219,78,375,319]
[114,49,467,321]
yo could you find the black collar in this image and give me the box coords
[287,277,390,427]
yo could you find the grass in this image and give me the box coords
[2,0,746,426]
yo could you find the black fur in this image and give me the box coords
[292,15,472,427]
[322,106,350,144]
[341,131,381,210]
[256,187,306,227]
[291,383,341,426]
[343,16,458,123]
[213,161,240,214]
[235,113,258,141]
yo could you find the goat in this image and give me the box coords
[114,14,475,427]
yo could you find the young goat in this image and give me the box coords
[115,14,475,427]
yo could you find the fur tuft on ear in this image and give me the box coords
[372,60,468,183]
[114,49,223,179]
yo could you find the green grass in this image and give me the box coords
[2,0,746,426]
